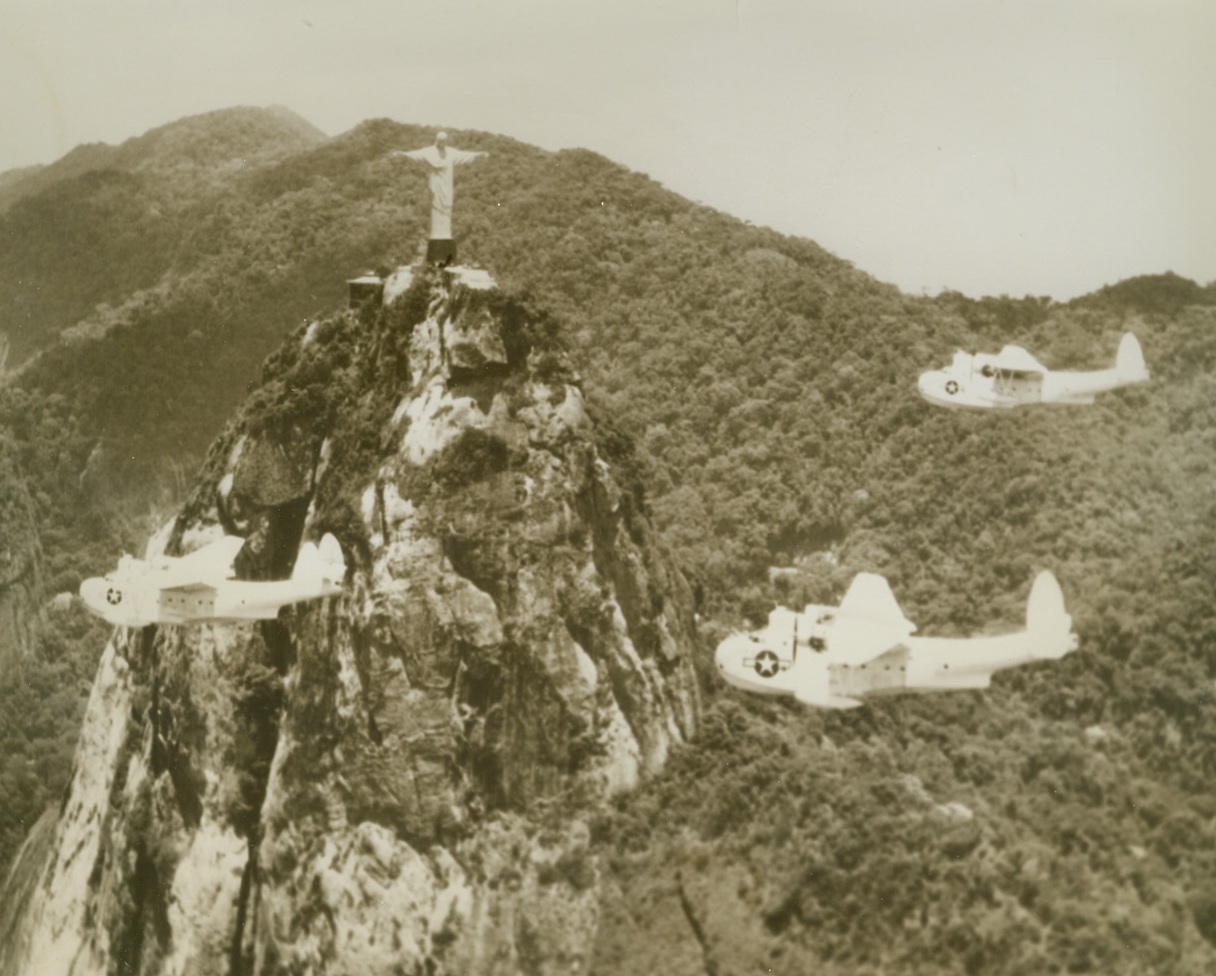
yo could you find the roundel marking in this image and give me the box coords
[754,649,780,678]
[945,380,960,395]
[106,588,123,605]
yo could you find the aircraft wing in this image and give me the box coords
[153,536,245,590]
[838,574,915,630]
[831,574,917,664]
[159,581,220,595]
[992,345,1047,375]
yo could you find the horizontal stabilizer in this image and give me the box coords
[1116,333,1149,383]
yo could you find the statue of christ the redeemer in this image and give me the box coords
[390,131,487,265]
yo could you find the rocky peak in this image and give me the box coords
[1,264,700,975]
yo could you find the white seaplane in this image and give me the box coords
[918,332,1148,409]
[715,572,1077,709]
[80,533,345,627]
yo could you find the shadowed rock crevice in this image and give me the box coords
[677,874,719,976]
[447,368,509,411]
[228,852,256,976]
[112,849,173,976]
[148,641,205,831]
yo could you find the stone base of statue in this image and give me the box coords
[427,239,457,266]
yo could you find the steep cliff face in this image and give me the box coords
[1,266,700,975]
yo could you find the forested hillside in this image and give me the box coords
[2,111,1215,973]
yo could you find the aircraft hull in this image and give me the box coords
[81,577,342,628]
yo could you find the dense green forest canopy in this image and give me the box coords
[2,109,1215,973]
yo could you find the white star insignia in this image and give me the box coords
[755,650,779,678]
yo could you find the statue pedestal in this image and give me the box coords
[426,239,456,266]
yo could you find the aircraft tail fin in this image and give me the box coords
[1025,571,1076,659]
[292,533,346,588]
[1116,333,1149,383]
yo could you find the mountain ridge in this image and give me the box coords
[0,105,325,214]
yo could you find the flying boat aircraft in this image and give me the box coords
[918,332,1148,409]
[80,533,345,627]
[715,571,1077,709]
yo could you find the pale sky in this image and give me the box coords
[1,0,1213,300]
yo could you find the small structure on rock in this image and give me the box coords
[346,272,384,308]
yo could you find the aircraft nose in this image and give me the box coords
[80,577,127,620]
[79,578,108,615]
[715,635,749,674]
[918,370,948,402]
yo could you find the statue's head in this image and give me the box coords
[436,131,449,147]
